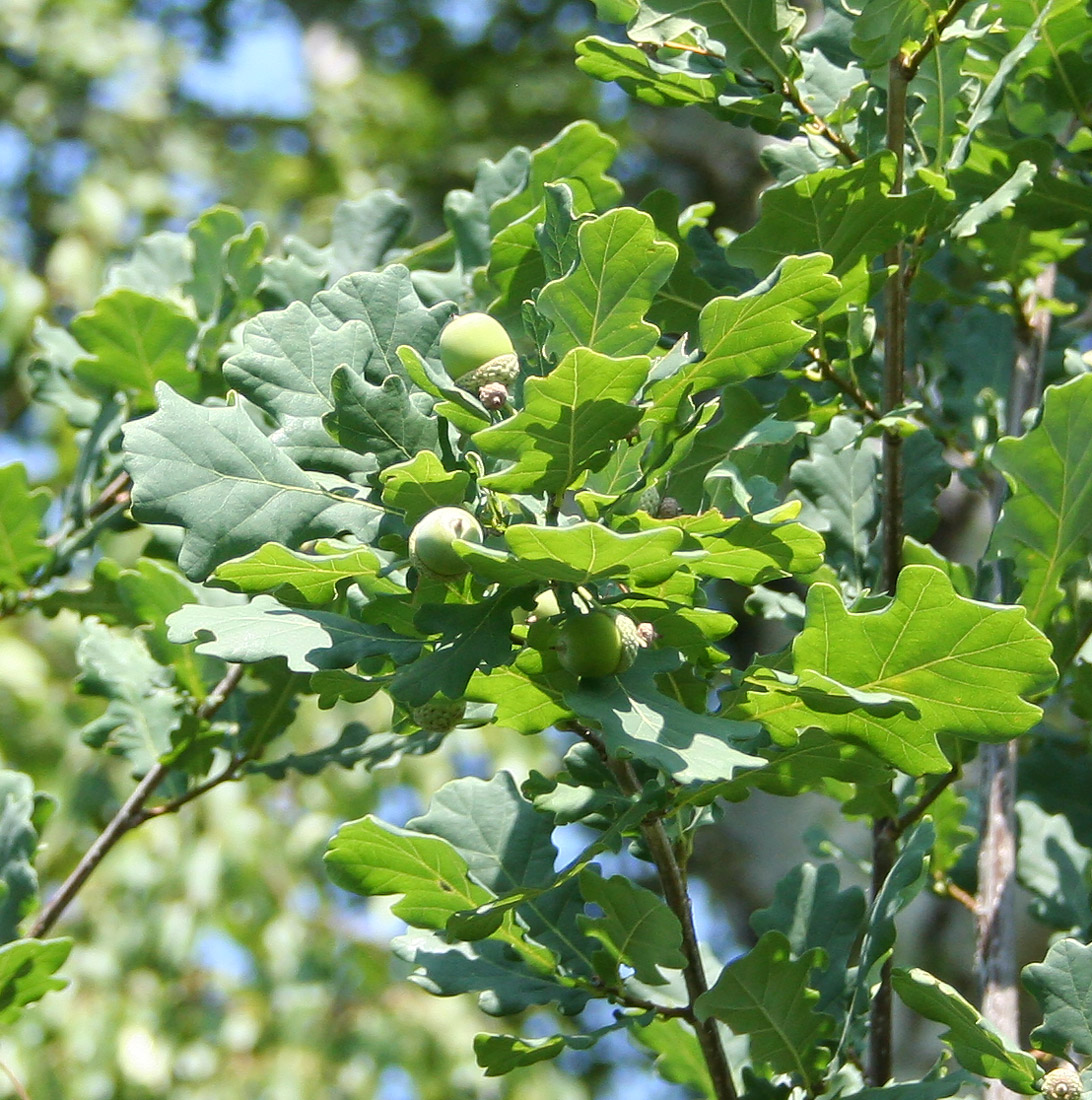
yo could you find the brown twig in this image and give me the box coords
[900,0,975,79]
[782,82,860,163]
[87,472,132,520]
[942,880,978,914]
[607,756,738,1100]
[811,353,882,421]
[894,765,961,838]
[27,664,244,939]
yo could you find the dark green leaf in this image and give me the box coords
[893,968,1039,1092]
[696,931,833,1083]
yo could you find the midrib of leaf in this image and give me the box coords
[730,972,812,1082]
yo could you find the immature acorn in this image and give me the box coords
[408,507,483,580]
[412,697,466,733]
[556,608,642,679]
[636,486,661,514]
[1040,1067,1084,1100]
[439,312,519,392]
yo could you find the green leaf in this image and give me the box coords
[717,726,896,818]
[213,542,403,605]
[696,930,833,1083]
[850,0,947,70]
[123,385,384,580]
[325,816,491,929]
[576,36,727,113]
[411,773,597,973]
[389,591,522,707]
[394,929,588,1016]
[1025,938,1092,1057]
[990,374,1092,628]
[645,254,839,425]
[167,594,421,672]
[627,0,805,86]
[76,621,186,776]
[726,154,940,279]
[475,349,646,495]
[734,566,1056,775]
[486,121,622,321]
[0,939,72,1025]
[0,772,46,943]
[854,824,934,1012]
[380,452,471,524]
[324,368,439,471]
[324,191,412,283]
[1016,800,1092,932]
[409,773,558,895]
[185,205,247,317]
[629,1016,714,1099]
[225,302,388,419]
[751,862,866,1016]
[659,508,825,584]
[474,1029,604,1077]
[567,650,763,783]
[892,968,1039,1092]
[0,464,50,591]
[467,646,571,736]
[71,289,200,402]
[459,522,689,588]
[790,415,880,584]
[537,207,676,358]
[578,870,687,984]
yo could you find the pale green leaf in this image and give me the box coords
[578,870,687,984]
[123,384,383,580]
[71,289,199,401]
[167,593,421,672]
[0,464,50,591]
[475,348,646,495]
[1025,938,1092,1056]
[0,939,72,1025]
[537,207,676,358]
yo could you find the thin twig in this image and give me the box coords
[608,757,738,1100]
[894,765,961,838]
[27,664,244,939]
[86,472,132,520]
[782,82,860,163]
[0,1056,32,1100]
[942,880,978,914]
[869,51,913,1089]
[811,353,882,421]
[900,0,974,78]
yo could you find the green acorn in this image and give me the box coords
[408,507,483,580]
[411,697,466,733]
[439,312,519,391]
[556,608,641,679]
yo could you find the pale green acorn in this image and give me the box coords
[556,608,641,679]
[439,312,519,391]
[412,697,466,733]
[408,507,483,580]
